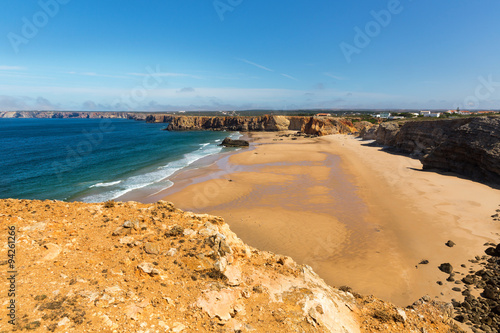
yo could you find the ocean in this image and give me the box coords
[0,118,237,202]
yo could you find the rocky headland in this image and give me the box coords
[360,116,500,185]
[0,199,462,332]
[155,115,359,137]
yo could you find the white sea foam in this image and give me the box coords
[81,141,224,203]
[90,180,122,188]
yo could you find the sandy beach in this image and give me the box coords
[160,132,500,306]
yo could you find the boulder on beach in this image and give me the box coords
[220,137,250,147]
[438,263,453,274]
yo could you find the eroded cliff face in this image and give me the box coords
[0,199,460,332]
[421,117,500,183]
[361,117,500,184]
[161,115,358,136]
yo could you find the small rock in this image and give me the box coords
[183,228,196,236]
[172,322,186,332]
[123,220,140,229]
[483,286,498,300]
[137,262,160,276]
[104,286,122,295]
[125,304,142,320]
[485,247,497,256]
[100,314,114,328]
[419,259,429,265]
[41,243,61,261]
[172,323,186,332]
[462,275,475,285]
[58,317,70,327]
[224,264,242,286]
[119,236,135,245]
[339,286,352,293]
[166,248,177,256]
[112,227,131,236]
[445,240,456,247]
[219,137,249,147]
[165,225,184,237]
[158,321,169,330]
[144,242,160,255]
[214,257,227,273]
[438,263,453,274]
[395,308,407,323]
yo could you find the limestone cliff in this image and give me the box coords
[361,117,500,184]
[0,112,359,137]
[160,115,358,136]
[0,199,460,332]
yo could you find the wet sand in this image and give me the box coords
[159,132,500,306]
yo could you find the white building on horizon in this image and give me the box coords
[420,110,441,117]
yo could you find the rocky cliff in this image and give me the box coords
[361,117,500,184]
[158,115,358,136]
[0,111,146,120]
[0,199,460,332]
[0,112,360,137]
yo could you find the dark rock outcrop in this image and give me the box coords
[421,117,500,184]
[361,117,500,184]
[219,137,250,147]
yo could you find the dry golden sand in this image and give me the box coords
[162,132,500,307]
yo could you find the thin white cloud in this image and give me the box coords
[0,95,60,111]
[0,73,54,80]
[0,66,27,71]
[281,73,299,81]
[238,58,274,72]
[65,71,128,79]
[127,72,202,79]
[323,72,345,80]
[177,87,196,93]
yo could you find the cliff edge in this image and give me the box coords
[0,199,460,332]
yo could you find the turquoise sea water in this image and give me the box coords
[0,118,235,202]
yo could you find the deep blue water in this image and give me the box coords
[0,118,234,202]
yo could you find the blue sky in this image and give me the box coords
[1,0,500,111]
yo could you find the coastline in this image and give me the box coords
[158,131,500,307]
[121,132,253,204]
